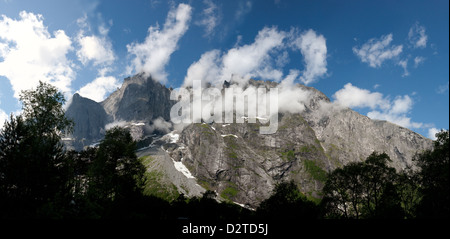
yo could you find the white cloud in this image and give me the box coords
[291,29,328,85]
[196,0,221,38]
[437,81,449,94]
[183,49,222,87]
[0,11,75,98]
[183,26,287,87]
[278,69,311,113]
[183,26,329,88]
[427,128,440,140]
[353,33,403,68]
[389,95,413,115]
[0,108,7,129]
[127,3,192,83]
[77,75,120,102]
[367,110,423,129]
[333,83,389,110]
[397,58,409,77]
[220,26,286,85]
[77,35,115,66]
[414,56,425,68]
[333,83,425,129]
[408,22,428,48]
[149,117,173,133]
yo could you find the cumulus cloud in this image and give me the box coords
[77,35,115,66]
[353,33,403,68]
[333,83,425,129]
[183,26,328,88]
[196,0,221,38]
[408,22,428,48]
[183,50,222,87]
[333,83,389,110]
[0,11,75,98]
[291,29,328,85]
[183,26,286,87]
[77,75,120,102]
[75,14,115,66]
[127,3,192,83]
[220,27,286,85]
[74,15,118,103]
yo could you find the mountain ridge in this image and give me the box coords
[65,73,433,207]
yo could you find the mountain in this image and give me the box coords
[65,73,174,150]
[64,93,109,150]
[65,73,433,208]
[101,72,173,123]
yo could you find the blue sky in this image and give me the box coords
[0,0,448,139]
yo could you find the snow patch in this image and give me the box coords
[233,201,246,208]
[172,158,195,179]
[221,134,238,138]
[167,131,180,143]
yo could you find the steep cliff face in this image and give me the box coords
[65,93,109,150]
[170,114,329,207]
[101,72,173,123]
[65,73,433,207]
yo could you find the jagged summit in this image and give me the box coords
[101,73,174,122]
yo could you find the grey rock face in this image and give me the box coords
[65,74,433,208]
[101,72,174,123]
[300,87,433,171]
[65,93,109,150]
[175,114,330,207]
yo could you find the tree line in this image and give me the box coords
[0,82,448,219]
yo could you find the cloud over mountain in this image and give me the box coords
[291,29,328,85]
[127,3,192,83]
[333,83,427,129]
[183,26,328,87]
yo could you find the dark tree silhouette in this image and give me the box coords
[0,81,73,218]
[86,126,146,218]
[322,152,402,219]
[415,130,449,218]
[257,181,320,219]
